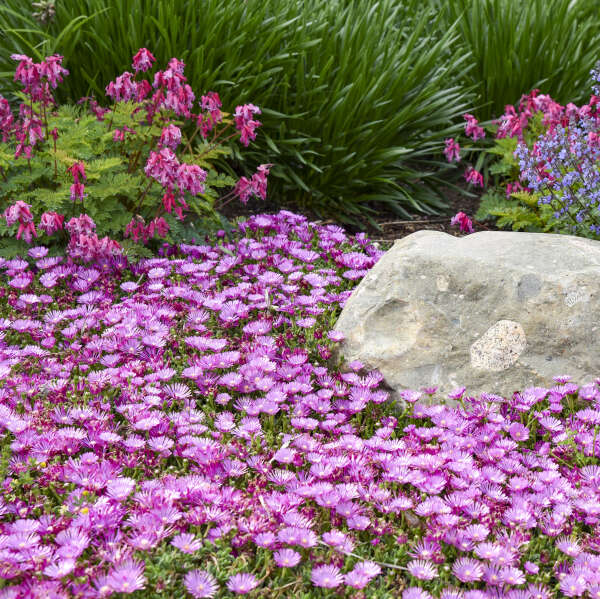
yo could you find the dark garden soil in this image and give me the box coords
[221,181,500,247]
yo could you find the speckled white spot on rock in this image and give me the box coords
[565,288,588,307]
[470,320,526,371]
[436,275,449,291]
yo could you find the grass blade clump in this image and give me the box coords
[436,0,600,120]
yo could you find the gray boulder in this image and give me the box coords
[334,230,600,399]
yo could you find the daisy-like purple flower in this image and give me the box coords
[407,559,438,580]
[354,561,381,578]
[184,569,218,598]
[273,548,301,568]
[327,330,344,342]
[311,564,343,588]
[452,557,484,583]
[226,573,259,595]
[560,574,587,597]
[106,477,135,501]
[524,561,539,575]
[43,558,75,578]
[171,532,202,554]
[27,246,48,259]
[508,422,529,442]
[105,559,146,593]
[344,569,370,589]
[556,536,582,557]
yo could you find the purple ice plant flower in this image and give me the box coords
[184,570,218,598]
[226,573,259,595]
[311,564,344,588]
[273,548,302,567]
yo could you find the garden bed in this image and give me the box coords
[0,210,598,599]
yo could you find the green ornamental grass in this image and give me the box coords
[435,0,600,121]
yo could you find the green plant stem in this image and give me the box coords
[52,135,57,180]
[134,179,154,215]
[181,123,201,156]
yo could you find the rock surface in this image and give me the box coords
[334,230,600,399]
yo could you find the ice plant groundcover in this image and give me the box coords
[0,211,599,598]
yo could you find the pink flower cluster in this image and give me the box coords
[234,103,262,147]
[234,164,272,204]
[450,211,474,233]
[67,161,87,202]
[3,200,37,243]
[443,114,484,191]
[0,48,270,252]
[3,200,121,263]
[465,166,484,187]
[124,216,170,244]
[464,113,485,141]
[496,89,600,141]
[198,92,223,138]
[143,148,207,220]
[6,54,68,159]
[11,53,68,102]
[65,214,121,263]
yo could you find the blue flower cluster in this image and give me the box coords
[515,63,600,236]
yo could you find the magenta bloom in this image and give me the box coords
[171,533,202,554]
[560,574,587,597]
[234,164,271,204]
[67,161,86,183]
[524,561,539,574]
[465,166,484,187]
[407,559,438,580]
[159,124,182,151]
[344,569,370,589]
[234,103,261,146]
[311,564,344,588]
[226,573,259,595]
[39,211,64,235]
[105,560,146,593]
[508,422,530,442]
[452,558,484,583]
[132,48,156,72]
[273,548,302,568]
[464,113,485,140]
[444,138,461,162]
[4,200,33,226]
[450,211,474,233]
[184,570,218,598]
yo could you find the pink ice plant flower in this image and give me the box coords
[184,570,218,598]
[226,573,259,595]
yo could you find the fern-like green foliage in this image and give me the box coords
[0,101,223,254]
[476,189,566,234]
